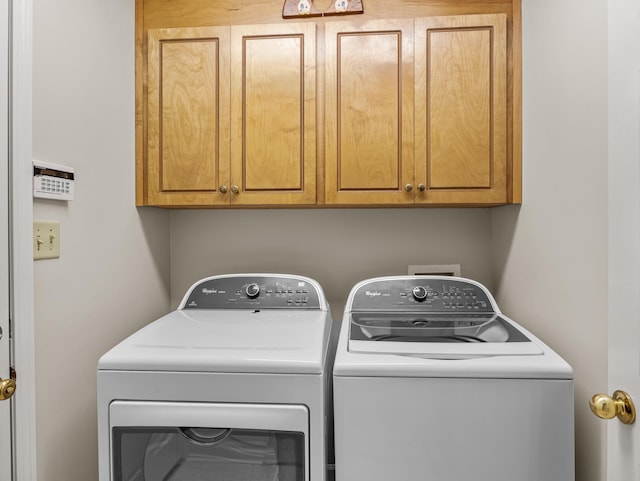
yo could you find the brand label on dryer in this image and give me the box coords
[202,288,226,295]
[365,291,384,297]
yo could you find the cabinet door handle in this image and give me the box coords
[219,185,228,194]
[231,185,239,195]
[418,183,426,192]
[404,184,413,192]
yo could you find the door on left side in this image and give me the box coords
[0,0,15,477]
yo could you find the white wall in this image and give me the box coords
[32,1,170,479]
[492,1,609,480]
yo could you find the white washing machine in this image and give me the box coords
[333,276,574,481]
[98,274,336,481]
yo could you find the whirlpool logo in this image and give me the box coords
[365,290,382,297]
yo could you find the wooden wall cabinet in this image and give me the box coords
[138,4,520,208]
[144,23,316,207]
[230,23,316,206]
[324,14,510,206]
[414,14,508,205]
[324,19,415,205]
[146,26,231,206]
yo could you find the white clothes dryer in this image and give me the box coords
[333,276,574,481]
[98,274,336,481]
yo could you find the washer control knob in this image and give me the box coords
[245,283,260,299]
[412,286,428,301]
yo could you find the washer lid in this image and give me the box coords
[348,312,543,358]
[98,309,332,374]
[335,312,571,379]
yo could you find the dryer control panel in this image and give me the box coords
[349,277,495,313]
[181,275,324,310]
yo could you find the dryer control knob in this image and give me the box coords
[245,283,261,299]
[412,286,428,301]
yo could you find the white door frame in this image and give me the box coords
[1,0,11,476]
[10,0,37,479]
[606,0,640,477]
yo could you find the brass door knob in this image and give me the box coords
[231,185,239,195]
[418,183,426,192]
[404,184,413,193]
[590,390,636,424]
[0,377,16,401]
[219,185,228,194]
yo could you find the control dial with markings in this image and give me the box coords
[245,283,261,299]
[412,286,428,301]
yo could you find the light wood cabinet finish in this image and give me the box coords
[415,14,508,204]
[147,27,230,206]
[324,20,414,205]
[145,23,315,206]
[325,15,508,206]
[137,0,521,208]
[230,23,316,205]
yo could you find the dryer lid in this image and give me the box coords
[98,309,333,374]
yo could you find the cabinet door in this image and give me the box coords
[147,27,231,206]
[230,23,316,206]
[325,20,415,205]
[415,14,507,204]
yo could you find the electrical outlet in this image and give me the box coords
[33,221,60,260]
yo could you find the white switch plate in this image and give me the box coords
[33,221,60,260]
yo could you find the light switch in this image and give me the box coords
[33,221,60,260]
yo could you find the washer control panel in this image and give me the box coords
[350,277,494,312]
[181,275,322,309]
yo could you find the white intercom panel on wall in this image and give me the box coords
[33,160,75,201]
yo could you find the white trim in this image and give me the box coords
[11,0,36,480]
[607,0,640,477]
[0,0,11,476]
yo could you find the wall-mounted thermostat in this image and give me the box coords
[33,160,75,201]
